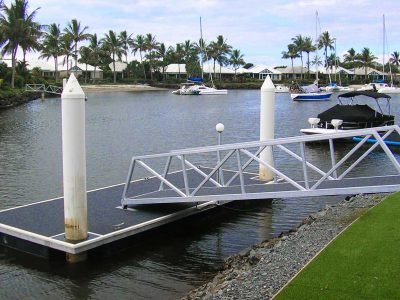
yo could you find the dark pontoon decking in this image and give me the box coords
[2,126,400,257]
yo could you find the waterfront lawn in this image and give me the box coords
[275,192,400,300]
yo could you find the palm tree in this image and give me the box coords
[60,34,74,71]
[215,35,232,80]
[144,33,158,80]
[87,33,101,83]
[20,17,43,65]
[64,19,89,71]
[182,40,195,78]
[131,34,147,80]
[292,34,305,79]
[390,51,400,67]
[194,37,207,77]
[101,30,123,83]
[156,42,168,79]
[206,41,218,79]
[39,23,62,82]
[175,43,184,78]
[0,0,41,88]
[282,44,299,78]
[118,30,132,65]
[303,36,316,77]
[317,31,334,72]
[343,48,357,80]
[78,46,91,84]
[356,47,377,82]
[327,53,336,79]
[311,53,323,81]
[229,49,245,80]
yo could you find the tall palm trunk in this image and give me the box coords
[54,56,59,82]
[74,43,78,71]
[291,58,294,79]
[112,53,116,83]
[139,51,146,80]
[11,46,17,88]
[300,54,304,79]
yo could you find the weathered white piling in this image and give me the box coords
[216,123,225,184]
[61,74,88,263]
[259,76,275,181]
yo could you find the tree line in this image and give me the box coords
[282,32,400,81]
[0,0,246,88]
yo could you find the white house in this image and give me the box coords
[245,65,282,80]
[0,58,103,80]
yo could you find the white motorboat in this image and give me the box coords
[290,82,332,101]
[378,86,400,94]
[172,83,200,95]
[357,82,388,91]
[192,84,228,95]
[325,83,354,92]
[275,84,289,93]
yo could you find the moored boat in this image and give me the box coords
[325,82,354,92]
[172,77,227,96]
[275,84,289,93]
[378,86,400,94]
[300,90,400,146]
[290,82,332,101]
[172,82,200,95]
[192,84,228,95]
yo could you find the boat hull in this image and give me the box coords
[378,87,400,94]
[199,89,228,95]
[291,92,332,101]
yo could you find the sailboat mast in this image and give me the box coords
[315,11,319,83]
[200,16,204,80]
[383,14,385,81]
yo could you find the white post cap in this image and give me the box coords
[261,75,275,92]
[62,73,85,99]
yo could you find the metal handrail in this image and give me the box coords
[121,125,400,206]
[25,84,63,95]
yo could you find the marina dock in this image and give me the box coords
[2,125,400,258]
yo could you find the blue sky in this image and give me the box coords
[9,0,400,66]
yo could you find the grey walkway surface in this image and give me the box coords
[1,168,399,254]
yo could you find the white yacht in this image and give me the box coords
[275,84,289,93]
[357,82,389,91]
[377,86,400,94]
[191,84,228,95]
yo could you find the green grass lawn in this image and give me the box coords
[275,193,400,300]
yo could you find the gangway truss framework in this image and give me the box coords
[121,125,400,207]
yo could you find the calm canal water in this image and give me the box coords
[0,89,399,299]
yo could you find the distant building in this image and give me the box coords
[163,63,282,80]
[245,65,282,81]
[274,66,312,80]
[108,61,127,73]
[0,58,103,80]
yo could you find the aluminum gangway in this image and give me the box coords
[25,84,62,95]
[121,125,400,207]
